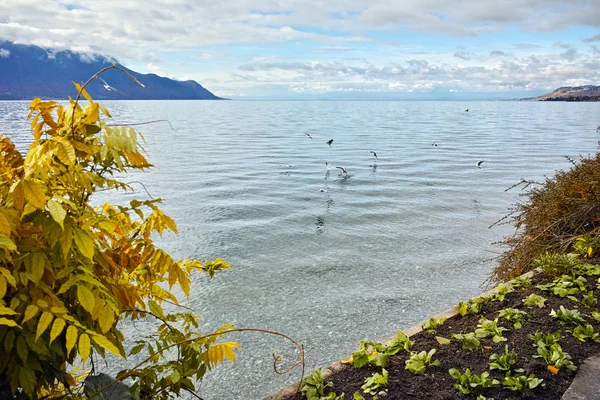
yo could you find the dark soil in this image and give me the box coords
[287,268,600,400]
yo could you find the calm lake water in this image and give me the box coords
[1,100,600,399]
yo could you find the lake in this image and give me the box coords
[1,100,599,399]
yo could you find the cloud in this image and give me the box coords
[145,63,165,76]
[489,50,513,57]
[512,43,542,49]
[583,34,600,42]
[0,48,9,58]
[453,49,472,60]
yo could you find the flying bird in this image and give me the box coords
[432,143,439,147]
[370,151,378,160]
[318,188,328,193]
[326,139,333,147]
[477,160,484,168]
[305,133,313,140]
[96,76,121,95]
[325,161,332,170]
[465,108,469,112]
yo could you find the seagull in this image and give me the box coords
[325,161,332,170]
[305,133,313,140]
[370,151,377,160]
[477,160,484,168]
[96,76,121,95]
[318,188,328,193]
[326,139,333,147]
[432,143,439,147]
[336,166,348,178]
[465,108,469,112]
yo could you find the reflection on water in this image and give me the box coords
[1,100,599,399]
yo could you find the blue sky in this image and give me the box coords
[1,0,599,99]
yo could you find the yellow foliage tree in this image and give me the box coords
[0,68,239,399]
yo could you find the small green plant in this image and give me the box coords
[550,306,585,327]
[353,393,365,400]
[405,349,440,375]
[491,284,514,302]
[448,368,499,397]
[458,297,488,316]
[530,331,561,348]
[522,293,547,308]
[511,275,532,289]
[300,368,333,400]
[592,311,600,321]
[581,291,598,308]
[573,235,600,258]
[351,331,413,368]
[475,318,509,342]
[503,374,545,391]
[537,275,586,300]
[572,323,600,342]
[489,345,523,373]
[320,394,344,400]
[533,342,577,371]
[533,252,578,276]
[361,369,388,396]
[452,332,481,351]
[498,308,529,329]
[422,317,447,333]
[575,263,600,276]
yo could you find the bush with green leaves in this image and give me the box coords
[422,317,446,333]
[475,318,509,342]
[522,293,547,308]
[405,349,440,375]
[498,308,529,329]
[452,332,481,351]
[448,368,498,397]
[489,345,523,373]
[503,374,544,392]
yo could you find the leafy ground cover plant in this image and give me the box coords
[489,345,523,373]
[533,342,577,372]
[491,285,514,302]
[550,306,585,327]
[511,275,532,290]
[448,368,498,397]
[572,323,600,342]
[458,297,488,316]
[351,331,412,368]
[422,317,446,333]
[405,349,440,374]
[581,291,598,308]
[451,332,481,351]
[503,374,545,392]
[498,308,529,329]
[361,369,388,397]
[300,368,333,400]
[522,293,547,308]
[536,275,586,300]
[533,253,579,277]
[475,318,509,342]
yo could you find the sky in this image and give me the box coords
[0,0,599,99]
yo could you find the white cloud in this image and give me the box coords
[145,62,165,76]
[0,48,9,58]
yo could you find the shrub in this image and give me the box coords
[494,154,600,282]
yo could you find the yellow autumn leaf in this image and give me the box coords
[0,275,6,298]
[49,318,66,344]
[79,333,91,362]
[74,82,94,104]
[73,227,95,260]
[0,267,16,287]
[0,234,17,252]
[205,342,241,366]
[65,325,78,356]
[0,212,10,236]
[22,305,39,323]
[22,179,46,210]
[98,305,114,334]
[91,333,122,357]
[77,285,95,314]
[36,312,54,340]
[0,305,17,315]
[0,317,21,328]
[47,199,67,229]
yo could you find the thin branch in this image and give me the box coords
[106,119,179,132]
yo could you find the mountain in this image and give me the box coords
[0,41,222,100]
[531,85,600,101]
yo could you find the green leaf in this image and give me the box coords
[73,227,95,260]
[47,199,67,229]
[148,300,164,319]
[19,367,36,396]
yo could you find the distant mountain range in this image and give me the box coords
[530,85,600,101]
[0,41,222,100]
